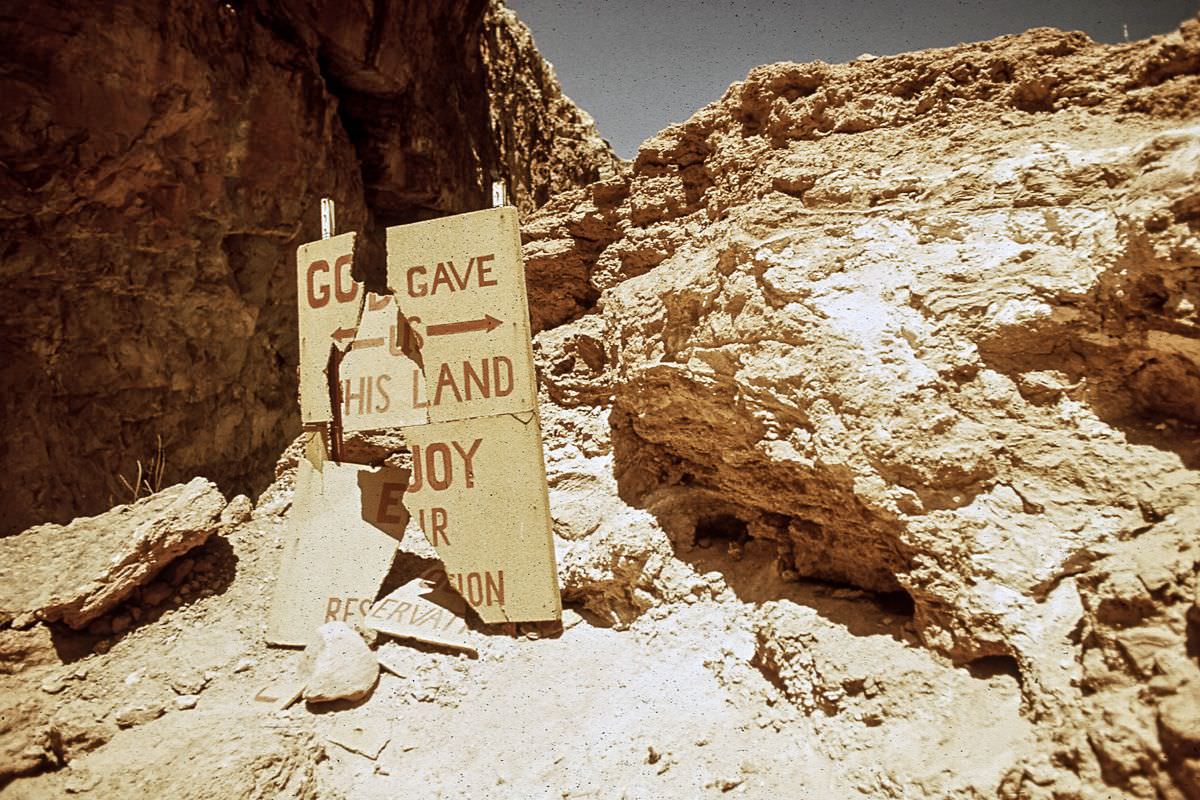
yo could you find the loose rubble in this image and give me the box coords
[0,479,228,629]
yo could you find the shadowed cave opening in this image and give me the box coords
[692,513,749,548]
[684,510,918,627]
[876,589,916,617]
[967,654,1023,685]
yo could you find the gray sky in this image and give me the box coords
[507,0,1200,158]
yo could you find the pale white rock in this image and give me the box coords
[298,622,379,704]
[0,479,228,628]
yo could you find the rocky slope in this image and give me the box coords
[524,17,1200,799]
[0,0,619,534]
[483,1,622,214]
[0,13,1198,800]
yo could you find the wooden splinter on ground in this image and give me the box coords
[267,206,561,647]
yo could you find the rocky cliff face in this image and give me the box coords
[482,1,622,214]
[527,18,1200,798]
[0,0,618,534]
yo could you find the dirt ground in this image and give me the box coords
[1,474,1031,799]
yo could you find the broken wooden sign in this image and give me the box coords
[295,231,360,427]
[363,569,479,656]
[268,207,560,646]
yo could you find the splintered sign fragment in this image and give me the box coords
[336,293,428,430]
[364,572,479,656]
[346,207,560,625]
[400,413,559,624]
[266,443,401,646]
[348,207,538,428]
[296,231,360,425]
[252,678,305,711]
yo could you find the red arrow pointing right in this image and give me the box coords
[426,315,503,337]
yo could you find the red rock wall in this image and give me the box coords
[0,0,617,533]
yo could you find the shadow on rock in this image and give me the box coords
[48,535,239,664]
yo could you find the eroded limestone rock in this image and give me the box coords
[298,621,378,704]
[526,17,1200,799]
[0,478,228,629]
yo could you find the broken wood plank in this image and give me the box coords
[363,573,479,657]
[266,449,401,646]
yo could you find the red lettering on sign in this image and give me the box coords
[341,377,369,416]
[307,260,331,308]
[341,375,392,416]
[319,596,371,623]
[420,357,514,408]
[463,360,488,399]
[408,447,422,492]
[434,363,463,405]
[406,266,427,297]
[425,443,452,491]
[377,482,406,525]
[375,374,390,412]
[492,356,513,397]
[334,254,356,303]
[452,439,481,488]
[325,596,341,622]
[477,253,497,287]
[411,369,428,409]
[418,507,450,545]
[412,606,438,626]
[407,438,482,493]
[306,255,357,309]
[403,254,500,298]
[486,571,505,607]
[430,263,455,295]
[445,570,506,608]
[466,573,483,606]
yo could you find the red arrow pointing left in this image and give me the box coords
[331,326,357,343]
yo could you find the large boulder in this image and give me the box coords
[0,478,228,628]
[298,621,379,704]
[528,17,1200,800]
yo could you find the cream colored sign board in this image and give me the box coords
[336,208,537,432]
[295,232,360,425]
[265,441,401,646]
[346,207,560,625]
[386,207,537,425]
[274,206,560,638]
